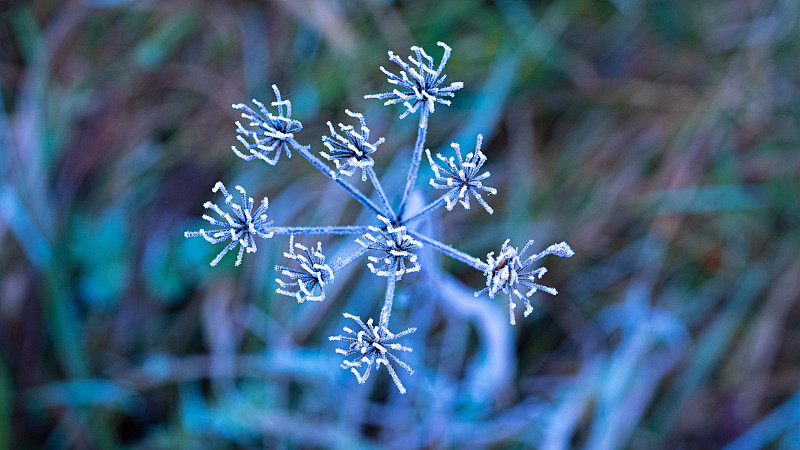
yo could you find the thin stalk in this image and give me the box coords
[397,103,430,217]
[267,225,370,236]
[332,246,369,272]
[379,271,397,330]
[366,167,396,221]
[289,139,384,217]
[402,191,450,224]
[409,230,487,271]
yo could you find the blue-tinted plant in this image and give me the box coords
[185,42,574,393]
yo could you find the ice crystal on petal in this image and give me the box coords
[329,313,416,394]
[184,182,274,266]
[275,235,334,303]
[365,41,463,123]
[232,84,302,165]
[475,239,574,325]
[320,109,385,182]
[356,216,422,280]
[426,134,497,214]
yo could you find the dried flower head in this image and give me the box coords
[232,84,302,165]
[475,239,575,325]
[356,216,423,279]
[329,313,416,394]
[426,134,497,214]
[184,182,274,266]
[320,109,385,182]
[365,41,463,124]
[275,236,334,303]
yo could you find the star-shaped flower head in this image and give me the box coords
[365,41,463,126]
[232,84,302,165]
[321,109,385,182]
[275,236,334,303]
[475,239,574,325]
[329,313,416,394]
[427,134,497,214]
[356,216,423,280]
[184,182,274,266]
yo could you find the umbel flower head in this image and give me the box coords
[184,182,274,266]
[356,216,423,280]
[365,41,463,126]
[329,313,416,394]
[427,134,497,214]
[232,84,302,165]
[275,236,334,303]
[475,239,575,325]
[321,109,385,182]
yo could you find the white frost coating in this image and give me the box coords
[320,109,385,182]
[231,84,302,165]
[427,133,497,215]
[274,235,334,303]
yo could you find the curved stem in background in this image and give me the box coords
[396,103,430,218]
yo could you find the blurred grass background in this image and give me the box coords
[1,0,800,448]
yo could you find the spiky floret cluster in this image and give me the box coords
[328,313,416,394]
[184,182,273,266]
[365,41,463,125]
[185,42,574,393]
[426,134,497,214]
[275,235,334,303]
[321,109,385,182]
[475,239,575,325]
[232,84,302,165]
[356,216,423,280]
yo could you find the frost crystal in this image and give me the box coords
[427,134,497,214]
[321,109,385,182]
[475,239,575,325]
[232,84,302,165]
[365,41,463,123]
[275,236,334,303]
[184,182,274,266]
[329,313,416,394]
[356,216,422,280]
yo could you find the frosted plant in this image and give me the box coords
[184,182,273,267]
[232,84,302,165]
[185,42,574,393]
[275,235,334,303]
[475,239,575,325]
[425,134,497,215]
[328,313,416,394]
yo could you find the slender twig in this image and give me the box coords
[379,271,397,330]
[289,139,384,217]
[331,246,369,272]
[366,167,396,221]
[408,230,487,271]
[266,225,371,236]
[396,103,430,217]
[402,192,450,224]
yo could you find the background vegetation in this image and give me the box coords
[1,0,799,448]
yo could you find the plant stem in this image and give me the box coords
[409,230,487,271]
[402,191,450,224]
[332,246,369,272]
[366,167,396,221]
[379,271,397,330]
[290,139,384,217]
[267,225,371,236]
[397,103,430,218]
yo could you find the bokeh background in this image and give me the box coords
[2,0,800,448]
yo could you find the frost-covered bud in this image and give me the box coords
[329,313,416,394]
[232,84,302,165]
[274,236,334,303]
[184,182,274,266]
[427,134,496,214]
[320,110,385,182]
[475,239,574,325]
[356,216,423,280]
[365,41,463,126]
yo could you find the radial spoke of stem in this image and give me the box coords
[331,246,369,272]
[409,230,487,271]
[402,191,450,224]
[289,139,384,217]
[266,225,371,236]
[397,103,430,218]
[366,167,396,222]
[379,271,397,330]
